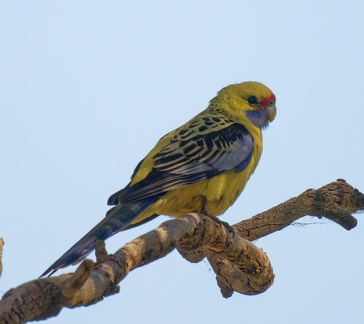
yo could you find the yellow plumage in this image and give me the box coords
[126,81,276,222]
[41,81,277,276]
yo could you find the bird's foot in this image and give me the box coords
[200,196,214,217]
[219,219,235,234]
[199,196,234,233]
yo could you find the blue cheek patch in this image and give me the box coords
[246,110,270,128]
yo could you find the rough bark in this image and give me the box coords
[0,179,362,323]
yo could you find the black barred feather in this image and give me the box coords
[113,120,253,204]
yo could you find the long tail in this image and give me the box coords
[40,197,159,277]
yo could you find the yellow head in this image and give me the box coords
[209,81,277,129]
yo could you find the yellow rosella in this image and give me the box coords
[41,81,276,277]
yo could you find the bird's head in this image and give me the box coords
[210,81,277,129]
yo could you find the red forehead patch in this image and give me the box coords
[260,93,276,107]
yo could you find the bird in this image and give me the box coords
[41,81,277,277]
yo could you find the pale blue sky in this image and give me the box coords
[1,1,364,323]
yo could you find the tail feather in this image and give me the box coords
[40,196,160,277]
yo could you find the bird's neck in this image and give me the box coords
[207,97,263,142]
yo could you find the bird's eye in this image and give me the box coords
[247,96,259,105]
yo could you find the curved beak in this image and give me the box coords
[266,104,277,122]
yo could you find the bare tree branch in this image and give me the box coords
[0,179,362,323]
[233,178,361,240]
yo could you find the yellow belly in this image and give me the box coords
[129,167,254,226]
[155,169,247,216]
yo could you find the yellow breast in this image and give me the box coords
[153,168,252,216]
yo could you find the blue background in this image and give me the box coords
[1,1,363,323]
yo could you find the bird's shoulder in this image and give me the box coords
[132,109,251,179]
[156,109,247,153]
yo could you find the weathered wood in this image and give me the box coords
[0,180,362,323]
